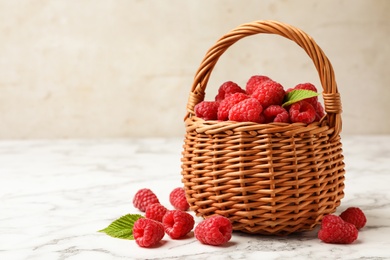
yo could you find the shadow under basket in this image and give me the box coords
[181,20,345,235]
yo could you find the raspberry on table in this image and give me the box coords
[245,75,271,95]
[194,101,219,120]
[340,207,367,230]
[228,98,263,123]
[318,215,358,244]
[169,187,190,211]
[215,81,245,102]
[263,105,290,123]
[217,92,248,121]
[162,210,195,239]
[251,80,285,108]
[194,215,233,246]
[133,218,165,247]
[145,203,168,222]
[288,100,316,124]
[133,188,160,212]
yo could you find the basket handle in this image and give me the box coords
[185,20,342,137]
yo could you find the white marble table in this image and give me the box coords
[1,136,389,260]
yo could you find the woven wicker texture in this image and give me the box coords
[181,20,345,235]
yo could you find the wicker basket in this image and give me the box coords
[181,20,345,235]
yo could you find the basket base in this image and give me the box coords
[231,219,319,236]
[189,197,342,235]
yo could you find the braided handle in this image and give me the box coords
[185,20,342,137]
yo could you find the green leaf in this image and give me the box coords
[98,214,144,240]
[282,89,320,107]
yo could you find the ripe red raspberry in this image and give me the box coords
[162,210,195,239]
[263,105,289,123]
[133,188,160,212]
[133,218,165,247]
[287,83,323,122]
[194,101,219,120]
[215,81,245,102]
[228,98,263,123]
[289,100,316,124]
[315,101,325,121]
[318,215,358,244]
[194,215,233,246]
[340,207,367,230]
[169,187,190,211]
[287,83,319,107]
[217,92,248,121]
[145,203,168,222]
[245,75,271,95]
[251,80,285,108]
[293,82,318,92]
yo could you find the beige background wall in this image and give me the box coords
[0,0,389,139]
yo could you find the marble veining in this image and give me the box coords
[0,136,390,260]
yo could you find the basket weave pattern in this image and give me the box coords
[181,20,345,235]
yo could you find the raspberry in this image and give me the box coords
[251,80,285,108]
[315,101,325,121]
[228,98,263,123]
[162,210,195,239]
[133,188,160,212]
[287,83,319,107]
[215,81,245,102]
[245,75,272,95]
[194,215,233,246]
[340,207,367,230]
[169,187,190,211]
[145,203,168,222]
[217,92,248,121]
[318,215,358,244]
[194,101,219,120]
[263,105,289,123]
[288,100,316,124]
[286,82,323,122]
[133,218,165,247]
[293,82,318,92]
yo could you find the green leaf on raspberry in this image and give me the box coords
[98,214,144,240]
[282,89,320,107]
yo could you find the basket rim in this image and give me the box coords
[185,115,333,136]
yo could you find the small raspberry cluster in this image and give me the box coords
[318,207,367,244]
[132,188,232,248]
[194,75,325,124]
[132,187,191,247]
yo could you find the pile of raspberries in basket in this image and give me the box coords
[194,75,325,124]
